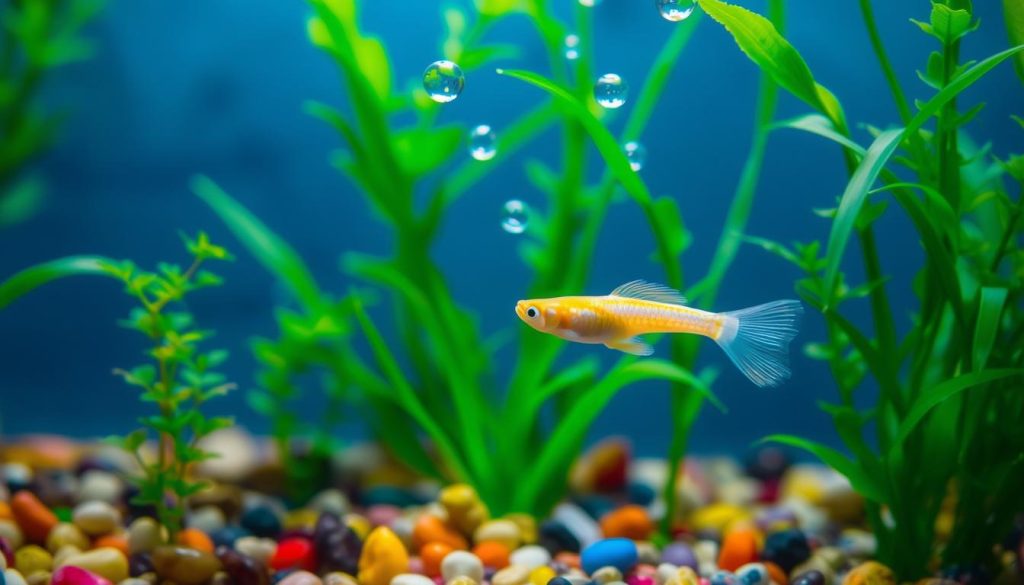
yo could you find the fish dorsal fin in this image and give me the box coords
[610,280,687,305]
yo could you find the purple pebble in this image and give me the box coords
[660,542,698,571]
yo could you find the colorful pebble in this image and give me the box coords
[581,539,638,575]
[10,493,58,544]
[358,527,409,585]
[58,547,128,582]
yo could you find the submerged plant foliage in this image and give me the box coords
[696,0,1024,577]
[195,0,789,524]
[0,233,235,537]
[0,0,106,227]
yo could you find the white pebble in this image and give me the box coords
[309,489,351,516]
[77,470,122,504]
[509,545,550,569]
[657,563,680,585]
[440,550,484,583]
[392,574,436,585]
[552,503,601,548]
[5,568,29,585]
[72,500,121,536]
[188,505,226,534]
[235,536,277,564]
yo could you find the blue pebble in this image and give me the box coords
[791,571,825,585]
[710,571,738,585]
[361,485,425,508]
[548,579,574,585]
[581,537,638,575]
[241,505,282,538]
[736,564,768,585]
[211,524,251,548]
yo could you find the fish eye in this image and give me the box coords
[527,307,538,318]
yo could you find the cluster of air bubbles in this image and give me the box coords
[594,73,629,109]
[564,34,581,61]
[656,0,697,22]
[422,60,465,103]
[623,141,647,171]
[468,125,497,161]
[501,200,529,234]
[578,0,602,6]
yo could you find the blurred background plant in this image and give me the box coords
[0,0,105,227]
[194,0,790,525]
[693,0,1024,578]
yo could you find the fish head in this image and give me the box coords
[515,299,563,333]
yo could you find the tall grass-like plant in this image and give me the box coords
[696,0,1024,578]
[0,0,105,227]
[196,0,791,520]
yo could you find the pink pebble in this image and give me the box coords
[51,566,114,585]
[408,556,424,573]
[434,577,445,585]
[699,579,710,585]
[635,564,658,577]
[366,504,402,527]
[628,575,655,585]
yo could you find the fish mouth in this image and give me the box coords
[514,300,526,320]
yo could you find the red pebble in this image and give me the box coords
[758,479,780,503]
[11,491,58,543]
[51,565,114,585]
[270,536,317,572]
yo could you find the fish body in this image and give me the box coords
[515,280,802,387]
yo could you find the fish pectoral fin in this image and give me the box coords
[605,337,654,356]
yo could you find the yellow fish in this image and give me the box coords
[515,280,803,388]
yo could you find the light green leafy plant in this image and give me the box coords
[195,0,790,523]
[696,0,1024,577]
[0,0,106,227]
[0,233,235,538]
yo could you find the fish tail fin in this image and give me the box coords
[715,300,803,388]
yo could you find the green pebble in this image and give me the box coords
[53,508,73,523]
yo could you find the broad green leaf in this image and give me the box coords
[762,434,883,501]
[0,255,120,310]
[475,0,523,16]
[1006,0,1024,83]
[307,0,391,101]
[192,175,324,313]
[891,369,1024,448]
[392,126,463,177]
[822,44,1024,306]
[972,287,1007,370]
[697,0,843,125]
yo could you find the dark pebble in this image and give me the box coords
[0,536,14,566]
[129,552,155,577]
[211,525,251,548]
[761,529,811,573]
[745,446,791,481]
[123,484,159,521]
[539,520,581,554]
[241,506,282,538]
[791,571,825,585]
[360,486,424,508]
[941,565,991,585]
[548,579,574,585]
[627,483,656,507]
[574,495,615,520]
[313,512,361,575]
[217,545,270,585]
[272,569,297,584]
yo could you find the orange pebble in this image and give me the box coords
[11,491,58,543]
[93,533,129,556]
[473,540,510,569]
[412,515,467,550]
[764,562,788,585]
[420,542,455,577]
[554,552,580,569]
[0,501,11,520]
[718,528,759,572]
[176,527,215,554]
[600,505,654,540]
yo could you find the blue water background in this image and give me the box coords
[1,0,1020,458]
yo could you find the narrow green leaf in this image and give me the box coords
[192,175,324,312]
[762,434,883,501]
[773,114,866,156]
[1006,0,1024,83]
[0,255,120,310]
[891,369,1024,448]
[972,288,1007,370]
[822,44,1024,305]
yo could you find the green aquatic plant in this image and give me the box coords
[0,0,106,227]
[696,0,1024,577]
[196,0,788,522]
[0,233,235,537]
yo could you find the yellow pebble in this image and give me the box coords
[346,514,372,540]
[505,514,537,545]
[841,561,895,585]
[46,523,90,553]
[25,571,50,585]
[284,509,320,531]
[59,547,129,583]
[689,503,751,534]
[358,527,409,585]
[529,566,556,585]
[474,520,521,550]
[780,467,827,505]
[440,484,490,537]
[15,545,52,576]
